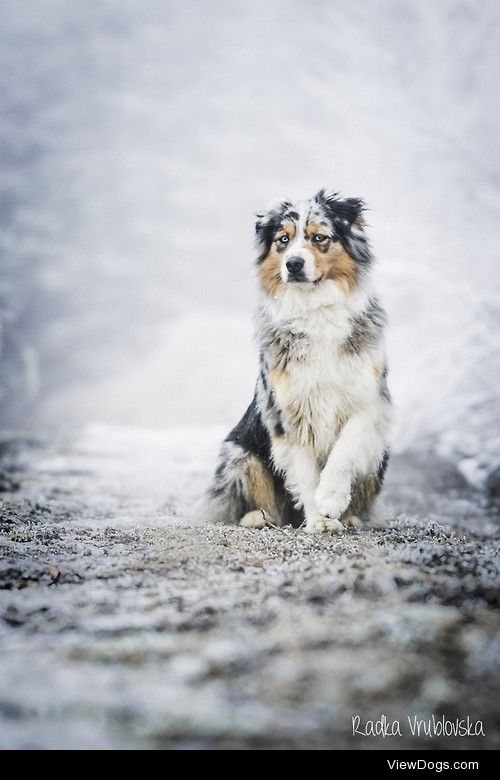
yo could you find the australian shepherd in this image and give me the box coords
[203,189,391,533]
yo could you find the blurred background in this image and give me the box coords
[1,0,499,489]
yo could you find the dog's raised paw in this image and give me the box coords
[305,516,345,534]
[240,510,267,529]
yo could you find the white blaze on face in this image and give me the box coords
[281,201,317,283]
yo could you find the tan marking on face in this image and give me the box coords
[259,253,283,296]
[305,222,330,242]
[373,364,382,381]
[259,221,297,295]
[314,241,359,293]
[276,221,297,241]
[302,221,359,290]
[245,456,279,517]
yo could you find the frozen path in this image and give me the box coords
[0,425,498,749]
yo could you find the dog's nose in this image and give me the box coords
[286,257,305,274]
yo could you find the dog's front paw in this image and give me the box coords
[315,479,351,521]
[305,515,345,534]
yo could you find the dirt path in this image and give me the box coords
[0,425,498,749]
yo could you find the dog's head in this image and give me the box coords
[255,190,373,297]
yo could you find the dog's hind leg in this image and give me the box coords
[201,441,280,526]
[239,509,267,529]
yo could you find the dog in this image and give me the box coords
[203,189,391,533]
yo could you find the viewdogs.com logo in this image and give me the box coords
[352,715,485,738]
[386,760,479,773]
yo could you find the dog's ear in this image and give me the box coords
[316,189,373,267]
[315,189,366,231]
[255,199,292,263]
[337,197,366,230]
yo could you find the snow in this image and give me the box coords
[0,0,499,486]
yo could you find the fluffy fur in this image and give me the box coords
[203,189,391,533]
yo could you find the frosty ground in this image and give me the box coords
[0,425,498,750]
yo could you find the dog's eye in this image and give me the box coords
[313,234,328,244]
[277,235,289,245]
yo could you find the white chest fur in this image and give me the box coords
[267,281,379,458]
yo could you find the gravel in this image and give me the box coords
[0,425,498,749]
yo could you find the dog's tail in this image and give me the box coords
[200,440,278,525]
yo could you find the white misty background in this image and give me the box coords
[0,0,499,488]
